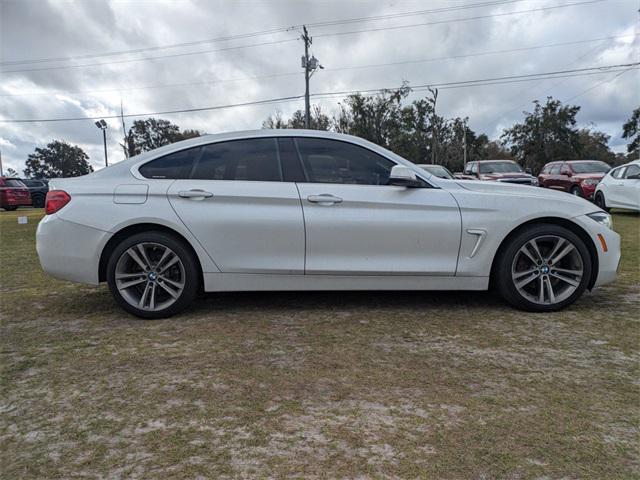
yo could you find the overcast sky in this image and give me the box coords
[0,0,637,174]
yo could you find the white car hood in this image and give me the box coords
[452,179,600,216]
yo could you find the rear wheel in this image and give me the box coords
[107,231,199,319]
[495,224,592,311]
[3,206,17,211]
[570,186,583,197]
[32,194,45,208]
[594,191,610,212]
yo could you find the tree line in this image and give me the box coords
[18,89,640,178]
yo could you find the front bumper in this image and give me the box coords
[36,214,111,285]
[573,214,620,288]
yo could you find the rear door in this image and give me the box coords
[293,137,461,275]
[164,138,305,274]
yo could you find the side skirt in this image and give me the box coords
[203,273,489,292]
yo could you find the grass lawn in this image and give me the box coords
[1,209,638,479]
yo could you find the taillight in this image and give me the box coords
[45,190,71,215]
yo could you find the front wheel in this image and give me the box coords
[107,231,200,319]
[594,191,610,212]
[570,186,583,197]
[495,224,592,311]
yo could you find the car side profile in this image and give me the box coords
[458,160,538,186]
[594,160,640,212]
[36,130,620,319]
[538,160,610,198]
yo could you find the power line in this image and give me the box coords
[565,68,634,101]
[2,34,630,98]
[314,0,603,38]
[2,63,636,124]
[0,38,297,74]
[1,0,601,74]
[1,0,524,67]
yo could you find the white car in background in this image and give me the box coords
[594,159,640,212]
[36,130,620,319]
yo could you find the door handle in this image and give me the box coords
[178,189,213,199]
[307,194,343,205]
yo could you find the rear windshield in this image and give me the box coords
[4,179,26,187]
[570,162,610,174]
[479,162,523,174]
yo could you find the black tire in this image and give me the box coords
[570,185,583,197]
[3,206,17,211]
[32,194,45,208]
[106,231,200,319]
[495,224,592,312]
[594,191,610,212]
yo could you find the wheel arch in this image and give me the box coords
[490,216,599,291]
[98,223,204,285]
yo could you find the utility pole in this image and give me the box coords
[302,26,312,129]
[120,100,128,159]
[0,149,3,177]
[429,88,439,164]
[300,25,323,129]
[463,119,468,167]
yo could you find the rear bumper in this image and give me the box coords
[36,214,111,285]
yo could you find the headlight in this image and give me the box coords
[582,179,599,186]
[587,211,613,230]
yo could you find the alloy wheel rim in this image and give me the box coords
[511,235,584,305]
[115,242,185,311]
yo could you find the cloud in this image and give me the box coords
[0,0,637,174]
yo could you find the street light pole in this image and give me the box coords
[95,119,108,167]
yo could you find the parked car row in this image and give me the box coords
[0,177,49,211]
[446,159,639,212]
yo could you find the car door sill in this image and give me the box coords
[203,273,488,292]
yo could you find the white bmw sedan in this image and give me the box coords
[36,130,620,318]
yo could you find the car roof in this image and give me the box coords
[475,159,516,163]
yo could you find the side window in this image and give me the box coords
[611,167,625,179]
[549,164,561,175]
[624,165,639,179]
[295,138,395,185]
[560,164,571,175]
[470,163,478,175]
[541,165,550,174]
[192,138,281,181]
[139,147,199,179]
[463,163,473,175]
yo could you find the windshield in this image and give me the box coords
[419,165,453,179]
[479,161,523,174]
[570,162,610,174]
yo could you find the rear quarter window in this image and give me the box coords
[139,147,200,179]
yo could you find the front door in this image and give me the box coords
[293,137,461,275]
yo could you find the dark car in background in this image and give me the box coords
[19,178,49,208]
[538,160,610,199]
[0,177,32,211]
[458,160,538,186]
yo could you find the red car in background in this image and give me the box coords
[0,177,32,211]
[538,160,611,199]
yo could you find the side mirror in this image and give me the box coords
[388,165,424,188]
